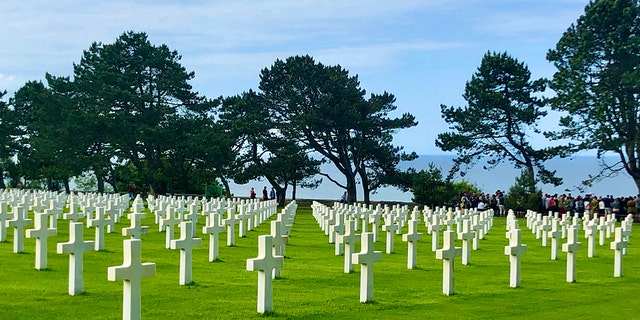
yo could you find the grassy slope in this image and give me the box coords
[0,204,638,319]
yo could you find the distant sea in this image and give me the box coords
[229,154,639,202]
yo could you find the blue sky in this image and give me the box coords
[0,0,589,155]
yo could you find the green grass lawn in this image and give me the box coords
[0,204,638,319]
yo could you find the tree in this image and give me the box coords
[410,164,453,208]
[354,93,418,204]
[12,78,85,192]
[72,31,218,194]
[0,90,18,188]
[220,91,321,206]
[258,55,417,204]
[546,0,640,192]
[504,169,542,212]
[436,51,560,189]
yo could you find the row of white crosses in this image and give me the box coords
[0,188,292,318]
[245,201,297,313]
[311,201,493,299]
[522,209,633,280]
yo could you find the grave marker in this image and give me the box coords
[584,221,597,258]
[435,230,462,295]
[0,202,11,242]
[202,212,224,262]
[57,221,94,295]
[504,228,526,288]
[122,211,149,240]
[382,215,398,254]
[170,221,202,285]
[108,239,156,320]
[561,226,581,283]
[160,207,181,249]
[549,219,562,260]
[610,227,627,277]
[6,206,32,253]
[457,219,475,265]
[26,212,57,269]
[87,207,112,251]
[402,218,422,269]
[338,219,359,273]
[352,232,382,303]
[246,235,284,314]
[223,209,239,246]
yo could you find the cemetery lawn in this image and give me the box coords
[1,203,638,320]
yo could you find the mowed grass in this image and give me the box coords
[0,204,638,319]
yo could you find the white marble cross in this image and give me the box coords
[435,230,462,295]
[540,216,551,247]
[87,207,112,251]
[202,212,224,262]
[0,202,12,242]
[561,226,581,283]
[57,221,94,295]
[329,211,344,244]
[471,214,482,250]
[270,220,288,279]
[160,207,181,249]
[26,212,57,270]
[185,204,199,237]
[382,215,398,254]
[122,212,149,240]
[584,221,597,258]
[338,219,359,273]
[597,217,607,246]
[610,227,627,277]
[170,221,202,285]
[330,212,345,255]
[504,228,526,288]
[352,232,382,303]
[549,219,562,260]
[457,219,475,265]
[429,215,444,252]
[108,239,156,320]
[402,218,422,269]
[246,235,284,314]
[6,206,32,253]
[63,199,84,222]
[223,209,239,246]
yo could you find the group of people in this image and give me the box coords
[459,191,506,216]
[541,193,639,221]
[249,186,276,201]
[457,190,640,222]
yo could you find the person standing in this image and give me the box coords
[128,184,135,200]
[262,186,268,201]
[250,187,256,199]
[269,187,276,200]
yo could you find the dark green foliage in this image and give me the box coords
[437,51,560,189]
[546,0,640,193]
[258,55,417,204]
[505,169,542,212]
[220,90,322,206]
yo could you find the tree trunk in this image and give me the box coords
[526,165,536,191]
[97,175,105,193]
[292,182,297,200]
[278,185,287,207]
[221,178,231,197]
[63,179,70,194]
[346,174,357,204]
[0,168,5,189]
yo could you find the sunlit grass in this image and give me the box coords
[0,204,638,319]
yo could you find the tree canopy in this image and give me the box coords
[436,51,560,189]
[546,0,640,193]
[257,55,417,204]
